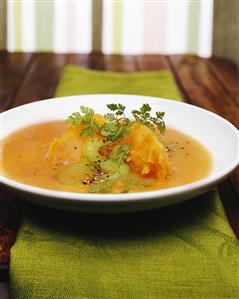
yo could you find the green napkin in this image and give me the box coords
[55,66,181,100]
[10,66,238,299]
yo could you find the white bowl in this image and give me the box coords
[1,94,238,213]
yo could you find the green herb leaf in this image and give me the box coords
[104,103,132,142]
[89,176,114,193]
[67,112,83,125]
[80,127,94,137]
[115,144,129,164]
[104,113,116,122]
[132,103,165,134]
[107,103,125,114]
[100,123,118,137]
[67,102,166,142]
[80,105,94,115]
[107,104,120,111]
[67,106,100,137]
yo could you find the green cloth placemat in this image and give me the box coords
[10,66,239,299]
[55,66,181,100]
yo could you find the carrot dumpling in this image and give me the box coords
[47,125,87,165]
[123,123,170,178]
[47,114,106,165]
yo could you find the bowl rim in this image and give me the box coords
[1,94,239,204]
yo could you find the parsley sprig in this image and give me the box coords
[114,144,130,165]
[89,144,130,193]
[101,104,131,141]
[89,176,113,194]
[132,103,165,134]
[67,102,166,141]
[67,106,100,137]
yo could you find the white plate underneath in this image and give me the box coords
[1,94,238,213]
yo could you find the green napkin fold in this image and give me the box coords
[55,66,181,100]
[10,66,238,299]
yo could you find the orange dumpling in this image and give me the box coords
[47,114,106,165]
[123,123,170,178]
[47,124,87,165]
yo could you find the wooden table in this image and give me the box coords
[0,52,239,282]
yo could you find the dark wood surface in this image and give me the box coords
[0,52,238,282]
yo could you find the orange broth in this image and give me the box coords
[1,121,212,193]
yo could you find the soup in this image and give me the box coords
[1,116,212,194]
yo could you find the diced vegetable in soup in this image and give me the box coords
[1,103,212,194]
